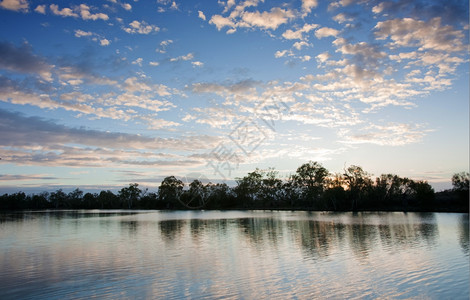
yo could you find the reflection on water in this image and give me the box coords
[0,210,468,299]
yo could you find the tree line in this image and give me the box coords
[1,162,468,212]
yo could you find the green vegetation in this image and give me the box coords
[1,162,468,212]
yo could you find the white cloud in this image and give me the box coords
[198,10,206,21]
[293,41,309,50]
[301,0,318,16]
[192,61,204,67]
[209,15,235,31]
[50,4,78,18]
[49,4,109,21]
[241,7,295,30]
[79,4,109,21]
[209,4,295,33]
[274,50,289,58]
[282,23,318,40]
[132,57,143,66]
[122,3,132,11]
[170,53,194,62]
[34,4,45,14]
[339,123,430,146]
[156,39,173,53]
[0,0,28,12]
[315,27,340,38]
[74,30,110,47]
[333,13,353,24]
[375,17,465,52]
[149,61,160,67]
[316,51,331,63]
[74,30,93,37]
[124,20,160,34]
[99,39,110,46]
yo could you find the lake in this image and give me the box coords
[0,210,468,299]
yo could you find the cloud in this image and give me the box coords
[274,50,289,58]
[121,3,132,11]
[50,4,79,18]
[79,4,109,21]
[209,3,295,33]
[191,79,260,97]
[198,10,206,21]
[282,23,318,40]
[0,42,53,82]
[123,20,160,34]
[293,41,309,50]
[0,109,220,168]
[74,30,93,37]
[99,39,110,46]
[73,30,111,46]
[132,57,143,66]
[371,0,469,27]
[51,4,110,21]
[375,17,465,52]
[315,27,340,38]
[339,123,430,146]
[301,0,318,16]
[156,39,173,53]
[0,0,28,12]
[0,174,59,181]
[192,61,204,67]
[34,4,45,14]
[170,53,194,62]
[241,7,295,30]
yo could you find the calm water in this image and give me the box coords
[0,210,468,299]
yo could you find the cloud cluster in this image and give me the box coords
[209,1,296,34]
[0,0,28,12]
[49,4,109,21]
[74,30,110,47]
[0,109,219,168]
[123,20,160,34]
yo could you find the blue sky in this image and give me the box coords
[0,0,468,193]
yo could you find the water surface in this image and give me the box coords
[0,210,468,299]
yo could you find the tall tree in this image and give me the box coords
[343,165,372,210]
[158,176,184,208]
[118,183,142,209]
[294,161,329,207]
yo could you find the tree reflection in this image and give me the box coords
[458,214,469,254]
[159,219,186,242]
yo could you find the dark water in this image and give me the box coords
[0,210,468,299]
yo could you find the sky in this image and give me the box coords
[0,0,468,193]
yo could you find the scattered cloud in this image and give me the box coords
[339,123,431,146]
[170,53,194,62]
[34,4,45,14]
[123,20,160,34]
[375,17,465,52]
[0,109,219,168]
[50,4,78,18]
[301,0,318,16]
[282,23,318,40]
[121,3,132,11]
[79,4,109,21]
[209,2,295,33]
[315,27,340,38]
[0,42,53,82]
[198,10,206,21]
[0,0,28,12]
[192,61,204,67]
